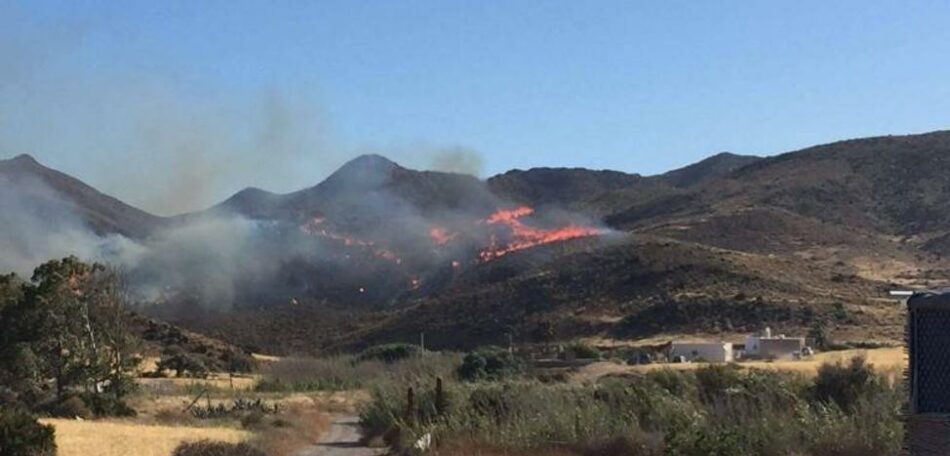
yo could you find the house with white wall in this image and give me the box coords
[745,327,806,359]
[670,341,734,363]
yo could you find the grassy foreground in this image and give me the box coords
[41,419,251,456]
[359,354,904,456]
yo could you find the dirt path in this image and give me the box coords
[299,415,383,456]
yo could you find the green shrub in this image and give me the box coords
[456,346,522,382]
[694,364,743,404]
[357,343,421,364]
[225,351,258,373]
[812,356,881,411]
[171,440,267,456]
[80,392,137,417]
[0,405,56,456]
[360,358,903,455]
[563,343,601,360]
[645,369,696,399]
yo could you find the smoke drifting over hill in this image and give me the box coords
[0,175,134,275]
[0,4,489,216]
[0,152,608,312]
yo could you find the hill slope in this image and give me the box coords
[10,131,950,352]
[0,154,164,238]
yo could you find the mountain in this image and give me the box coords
[0,154,164,239]
[659,152,761,188]
[9,131,950,353]
[487,167,674,217]
[202,154,498,227]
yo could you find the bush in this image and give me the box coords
[172,440,267,456]
[190,398,279,420]
[49,395,92,419]
[562,343,601,360]
[0,405,56,456]
[812,356,881,411]
[157,345,211,378]
[357,344,421,364]
[80,393,137,417]
[694,364,743,404]
[457,346,523,382]
[225,351,258,373]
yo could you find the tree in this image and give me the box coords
[457,346,523,382]
[0,405,56,456]
[156,345,210,378]
[808,320,829,351]
[0,257,140,410]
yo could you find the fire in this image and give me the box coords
[428,226,456,245]
[478,206,604,261]
[300,217,402,264]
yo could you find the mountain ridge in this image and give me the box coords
[7,131,950,352]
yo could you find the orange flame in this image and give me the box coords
[429,226,457,245]
[300,217,403,264]
[478,206,603,261]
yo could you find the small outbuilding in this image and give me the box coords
[745,327,806,360]
[670,341,734,363]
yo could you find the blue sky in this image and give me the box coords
[3,1,950,214]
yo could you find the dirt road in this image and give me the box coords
[299,415,383,456]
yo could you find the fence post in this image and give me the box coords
[406,386,415,424]
[435,377,445,416]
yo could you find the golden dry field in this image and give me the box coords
[573,347,906,383]
[41,419,251,456]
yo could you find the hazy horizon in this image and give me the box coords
[3,1,950,214]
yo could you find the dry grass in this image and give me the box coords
[429,442,579,456]
[573,347,906,382]
[137,373,260,392]
[252,404,331,456]
[41,418,251,456]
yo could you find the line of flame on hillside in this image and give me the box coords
[300,206,605,267]
[299,217,402,264]
[476,206,606,261]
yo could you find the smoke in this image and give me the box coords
[0,5,343,216]
[0,174,145,276]
[426,146,485,176]
[0,173,309,308]
[0,4,607,313]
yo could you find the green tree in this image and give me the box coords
[0,405,56,456]
[808,320,829,351]
[0,257,140,409]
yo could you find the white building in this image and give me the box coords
[670,341,734,363]
[745,327,806,359]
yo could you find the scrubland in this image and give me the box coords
[42,344,907,456]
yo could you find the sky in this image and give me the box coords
[3,1,950,215]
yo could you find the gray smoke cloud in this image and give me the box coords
[426,146,485,176]
[0,3,575,312]
[0,174,311,308]
[0,174,146,276]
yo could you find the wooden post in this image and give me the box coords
[406,386,415,424]
[435,377,445,416]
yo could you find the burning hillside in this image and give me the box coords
[477,206,605,261]
[300,205,605,271]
